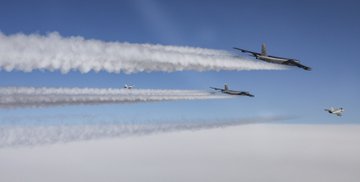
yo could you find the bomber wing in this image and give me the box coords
[233,47,261,57]
[240,92,255,97]
[210,87,224,91]
[283,60,312,71]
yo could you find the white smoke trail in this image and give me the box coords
[0,116,290,148]
[0,32,285,73]
[0,87,231,108]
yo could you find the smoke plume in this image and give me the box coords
[0,116,288,148]
[0,32,285,73]
[0,87,231,108]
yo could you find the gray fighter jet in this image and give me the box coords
[123,84,134,89]
[210,84,254,97]
[325,107,344,116]
[234,44,311,71]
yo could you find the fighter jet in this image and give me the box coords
[123,84,134,89]
[234,44,311,71]
[325,107,344,116]
[210,84,254,97]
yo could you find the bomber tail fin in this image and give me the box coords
[261,43,267,56]
[224,84,229,91]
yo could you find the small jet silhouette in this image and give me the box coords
[325,107,344,116]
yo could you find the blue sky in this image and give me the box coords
[0,0,359,123]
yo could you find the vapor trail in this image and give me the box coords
[0,32,285,73]
[0,116,289,148]
[0,87,230,108]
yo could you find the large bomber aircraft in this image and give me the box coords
[234,44,311,71]
[210,84,254,97]
[325,107,344,116]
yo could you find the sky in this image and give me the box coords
[0,0,359,124]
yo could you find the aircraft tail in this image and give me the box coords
[261,43,267,56]
[224,84,229,91]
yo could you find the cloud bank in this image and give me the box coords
[0,87,230,108]
[0,32,285,73]
[1,124,359,182]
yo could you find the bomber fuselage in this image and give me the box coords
[257,55,289,64]
[222,90,254,97]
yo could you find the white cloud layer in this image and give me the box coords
[0,124,359,182]
[0,32,285,73]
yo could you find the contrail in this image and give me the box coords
[0,116,290,148]
[0,32,285,73]
[0,87,231,108]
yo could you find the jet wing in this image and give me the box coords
[233,47,261,57]
[240,92,255,97]
[210,87,224,91]
[284,60,312,71]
